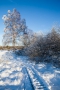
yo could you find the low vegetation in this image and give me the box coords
[24,27,60,67]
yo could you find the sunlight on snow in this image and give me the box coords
[0,50,60,90]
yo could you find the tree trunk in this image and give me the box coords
[12,38,15,46]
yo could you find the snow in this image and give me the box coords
[34,63,60,90]
[0,50,60,90]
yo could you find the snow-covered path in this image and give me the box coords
[0,50,60,90]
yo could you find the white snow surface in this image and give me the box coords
[0,50,60,90]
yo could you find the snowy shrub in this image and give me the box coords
[45,27,60,52]
[25,27,60,66]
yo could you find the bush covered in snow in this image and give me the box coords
[24,27,60,67]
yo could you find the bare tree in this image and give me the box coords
[2,9,27,46]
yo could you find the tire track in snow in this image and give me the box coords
[22,62,49,90]
[22,67,34,90]
[27,67,49,90]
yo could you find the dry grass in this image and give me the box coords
[0,46,24,50]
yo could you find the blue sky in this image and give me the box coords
[0,0,60,45]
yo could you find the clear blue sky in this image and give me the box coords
[0,0,60,45]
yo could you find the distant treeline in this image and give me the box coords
[0,46,24,50]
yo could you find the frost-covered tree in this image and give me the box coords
[2,9,27,46]
[21,29,39,47]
